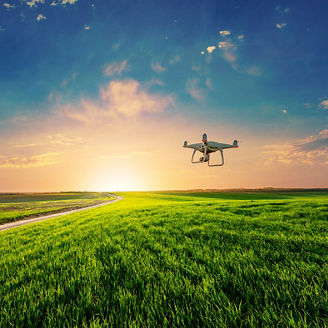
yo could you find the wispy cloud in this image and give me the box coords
[218,40,237,63]
[151,61,166,73]
[276,23,287,29]
[219,30,231,37]
[61,0,78,4]
[262,130,328,165]
[218,41,234,48]
[26,0,44,8]
[169,55,180,65]
[3,3,15,9]
[205,78,213,90]
[216,34,262,76]
[191,65,201,73]
[186,79,204,101]
[148,78,165,87]
[0,153,60,168]
[223,51,237,63]
[36,14,46,21]
[297,130,328,151]
[63,79,173,123]
[26,0,77,7]
[319,99,328,109]
[275,6,290,14]
[60,72,78,89]
[103,60,128,77]
[15,134,85,148]
[243,66,262,76]
[84,25,90,30]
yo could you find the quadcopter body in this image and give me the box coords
[183,133,238,167]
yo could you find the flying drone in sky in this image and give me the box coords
[183,133,238,167]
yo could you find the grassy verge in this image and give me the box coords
[0,191,327,327]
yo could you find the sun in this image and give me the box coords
[92,167,148,192]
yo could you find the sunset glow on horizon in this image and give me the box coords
[1,0,327,192]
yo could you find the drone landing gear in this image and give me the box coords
[191,149,224,166]
[191,149,206,163]
[208,149,224,167]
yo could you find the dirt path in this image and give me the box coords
[0,194,123,232]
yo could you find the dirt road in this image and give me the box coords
[0,194,122,232]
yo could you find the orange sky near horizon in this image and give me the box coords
[1,81,327,192]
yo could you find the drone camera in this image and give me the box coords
[199,154,209,162]
[233,140,238,147]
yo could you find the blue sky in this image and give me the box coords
[1,0,328,124]
[0,0,328,191]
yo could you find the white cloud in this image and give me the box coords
[200,51,205,55]
[103,60,128,77]
[26,0,44,8]
[206,46,216,54]
[0,152,60,168]
[63,79,173,123]
[26,0,77,7]
[219,30,231,37]
[61,0,78,4]
[186,79,204,101]
[151,61,166,73]
[276,23,287,29]
[218,41,234,48]
[319,99,328,109]
[263,130,328,166]
[36,14,46,21]
[3,3,15,9]
[84,25,90,30]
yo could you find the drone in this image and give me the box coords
[183,133,238,167]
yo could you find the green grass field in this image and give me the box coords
[0,192,113,224]
[0,191,327,327]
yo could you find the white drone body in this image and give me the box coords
[183,133,238,167]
